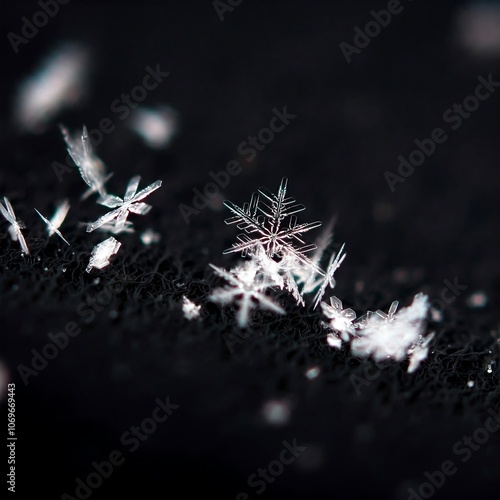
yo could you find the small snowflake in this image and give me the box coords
[209,261,285,327]
[0,197,29,255]
[35,200,70,245]
[86,176,162,233]
[321,295,356,341]
[61,125,112,200]
[86,237,121,272]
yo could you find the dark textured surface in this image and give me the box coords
[1,1,500,499]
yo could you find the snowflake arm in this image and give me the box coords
[312,243,346,309]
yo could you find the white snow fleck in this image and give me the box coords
[182,296,201,320]
[140,228,161,245]
[130,106,178,149]
[305,366,321,380]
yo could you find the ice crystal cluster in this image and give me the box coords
[209,177,434,372]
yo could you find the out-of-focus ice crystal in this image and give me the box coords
[141,228,161,245]
[130,106,178,149]
[182,296,201,320]
[14,43,89,133]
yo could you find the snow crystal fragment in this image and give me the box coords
[182,296,201,320]
[35,200,70,245]
[15,43,89,133]
[209,261,285,327]
[61,125,112,200]
[87,176,162,233]
[130,106,178,149]
[0,197,29,254]
[86,237,121,272]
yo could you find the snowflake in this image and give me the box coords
[320,296,356,343]
[208,261,285,327]
[61,125,112,200]
[223,177,322,268]
[86,237,121,272]
[350,293,432,371]
[35,199,70,246]
[86,176,162,233]
[0,197,29,255]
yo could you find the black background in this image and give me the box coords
[1,1,499,499]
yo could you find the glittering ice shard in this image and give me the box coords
[86,237,121,272]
